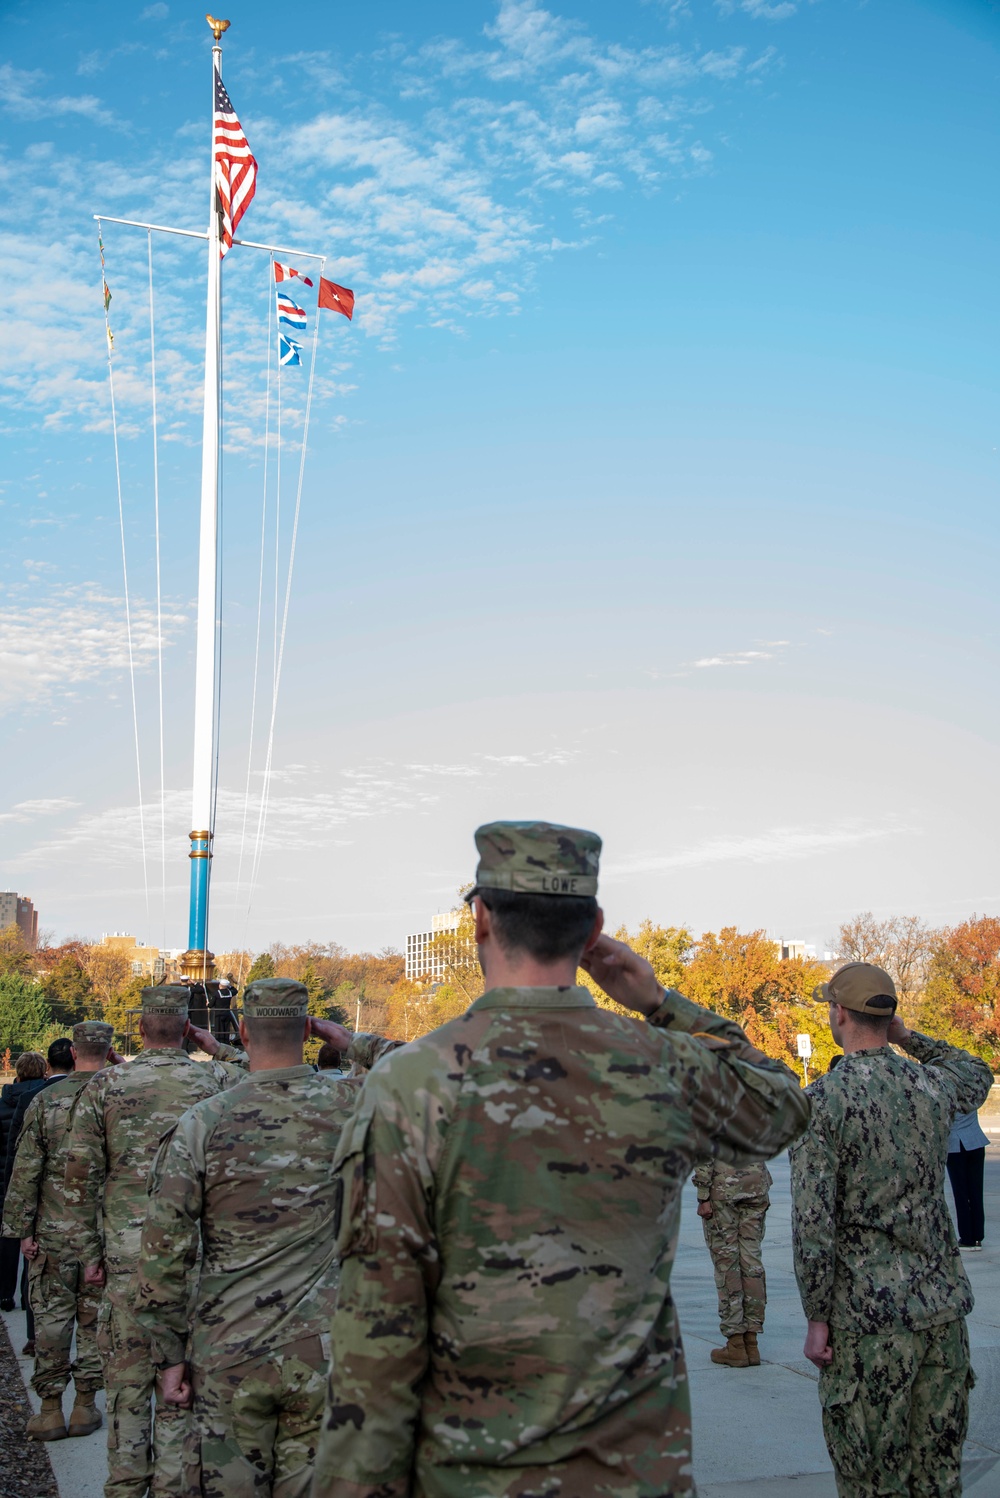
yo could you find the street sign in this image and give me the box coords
[796,1033,813,1059]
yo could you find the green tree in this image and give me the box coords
[300,962,327,1007]
[0,974,54,1054]
[246,951,276,983]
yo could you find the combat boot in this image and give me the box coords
[744,1331,761,1366]
[710,1334,750,1368]
[68,1393,102,1437]
[26,1397,67,1441]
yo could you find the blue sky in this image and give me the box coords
[0,0,997,958]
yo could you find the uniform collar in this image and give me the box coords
[470,984,596,1011]
[244,1063,315,1082]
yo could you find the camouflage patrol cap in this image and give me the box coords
[242,978,309,1019]
[815,962,897,1015]
[468,820,602,898]
[141,984,190,1016]
[72,1020,113,1047]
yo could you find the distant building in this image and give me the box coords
[405,910,470,982]
[99,932,164,980]
[0,892,39,948]
[778,939,818,962]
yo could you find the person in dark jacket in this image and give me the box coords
[947,1109,990,1250]
[0,1044,73,1347]
[1,1052,50,1315]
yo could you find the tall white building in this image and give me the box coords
[405,910,465,982]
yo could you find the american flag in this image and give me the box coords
[213,66,257,257]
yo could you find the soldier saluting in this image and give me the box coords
[791,961,993,1497]
[312,820,809,1498]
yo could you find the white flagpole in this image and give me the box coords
[182,20,226,986]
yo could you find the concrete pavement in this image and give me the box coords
[4,1149,1000,1495]
[681,1150,1000,1496]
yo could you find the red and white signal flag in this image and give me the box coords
[273,262,314,288]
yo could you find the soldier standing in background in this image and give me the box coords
[64,985,244,1498]
[312,820,809,1498]
[1,1021,115,1441]
[693,1158,772,1368]
[791,962,993,1498]
[135,984,399,1498]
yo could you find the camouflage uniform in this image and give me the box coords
[692,1159,771,1337]
[313,821,810,1498]
[64,986,244,1498]
[0,1025,114,1408]
[135,983,397,1498]
[790,962,993,1498]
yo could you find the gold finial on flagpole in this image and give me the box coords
[206,15,230,42]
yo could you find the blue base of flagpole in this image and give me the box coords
[188,832,211,951]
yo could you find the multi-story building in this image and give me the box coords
[405,910,470,982]
[0,892,39,947]
[99,933,164,980]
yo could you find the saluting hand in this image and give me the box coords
[187,1024,221,1057]
[307,1017,351,1051]
[580,935,662,1017]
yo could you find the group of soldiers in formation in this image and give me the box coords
[0,820,992,1498]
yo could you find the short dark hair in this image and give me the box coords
[243,1014,305,1049]
[74,1040,110,1065]
[850,1004,896,1035]
[476,888,598,963]
[316,1043,343,1070]
[47,1038,74,1071]
[141,1012,187,1046]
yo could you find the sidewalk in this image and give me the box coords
[3,1151,1000,1496]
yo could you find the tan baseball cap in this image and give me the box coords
[815,962,897,1015]
[468,820,601,898]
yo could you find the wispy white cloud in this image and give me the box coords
[0,64,118,127]
[0,798,81,824]
[691,649,774,668]
[609,821,916,877]
[716,0,800,20]
[0,588,188,712]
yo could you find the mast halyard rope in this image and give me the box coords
[148,231,167,949]
[99,220,151,926]
[244,258,328,931]
[234,255,275,987]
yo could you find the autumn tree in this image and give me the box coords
[836,913,936,1015]
[914,916,1000,1063]
[38,946,94,1027]
[0,924,32,978]
[426,903,483,1008]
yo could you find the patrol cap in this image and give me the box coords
[814,962,897,1016]
[141,984,190,1016]
[73,1020,114,1047]
[467,820,602,898]
[242,978,309,1019]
